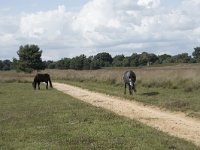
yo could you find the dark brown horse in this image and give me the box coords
[32,73,53,90]
[123,70,136,95]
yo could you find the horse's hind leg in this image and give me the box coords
[124,84,126,94]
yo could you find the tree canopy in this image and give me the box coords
[1,46,200,71]
[93,52,113,67]
[192,47,200,63]
[17,44,45,73]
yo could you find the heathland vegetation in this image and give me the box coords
[1,64,200,118]
[48,65,200,117]
[1,44,200,116]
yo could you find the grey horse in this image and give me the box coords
[123,70,136,95]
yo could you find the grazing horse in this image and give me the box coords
[123,70,136,95]
[32,73,53,90]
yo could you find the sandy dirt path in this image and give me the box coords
[53,82,200,146]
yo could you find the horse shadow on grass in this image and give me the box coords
[140,92,159,96]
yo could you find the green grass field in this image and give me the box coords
[0,82,199,149]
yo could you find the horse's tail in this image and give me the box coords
[49,77,53,88]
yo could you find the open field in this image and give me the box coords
[1,64,200,117]
[1,83,199,149]
[48,64,200,91]
[44,64,200,118]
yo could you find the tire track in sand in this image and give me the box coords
[53,82,200,146]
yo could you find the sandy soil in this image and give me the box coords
[53,82,200,146]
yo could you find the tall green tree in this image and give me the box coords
[138,52,150,66]
[138,52,158,66]
[70,54,88,70]
[192,47,200,63]
[112,55,125,67]
[17,44,45,73]
[56,58,71,69]
[130,53,139,67]
[157,54,172,64]
[0,60,3,70]
[122,57,130,67]
[11,58,19,70]
[93,52,113,67]
[90,56,101,69]
[173,53,192,63]
[2,60,12,70]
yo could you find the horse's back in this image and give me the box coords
[129,71,136,82]
[123,71,128,81]
[123,70,136,83]
[35,73,50,82]
[43,73,50,79]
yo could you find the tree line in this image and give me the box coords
[1,44,200,72]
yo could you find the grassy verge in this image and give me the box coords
[0,82,199,149]
[59,79,200,118]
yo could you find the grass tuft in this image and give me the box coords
[162,100,190,111]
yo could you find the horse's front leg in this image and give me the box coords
[124,83,126,94]
[46,82,48,89]
[38,82,40,90]
[128,84,132,95]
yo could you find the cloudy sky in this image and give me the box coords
[0,0,200,60]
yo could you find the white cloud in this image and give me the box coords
[72,0,121,46]
[137,0,160,8]
[0,0,200,60]
[20,5,71,40]
[18,5,87,59]
[18,0,199,57]
[0,34,14,43]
